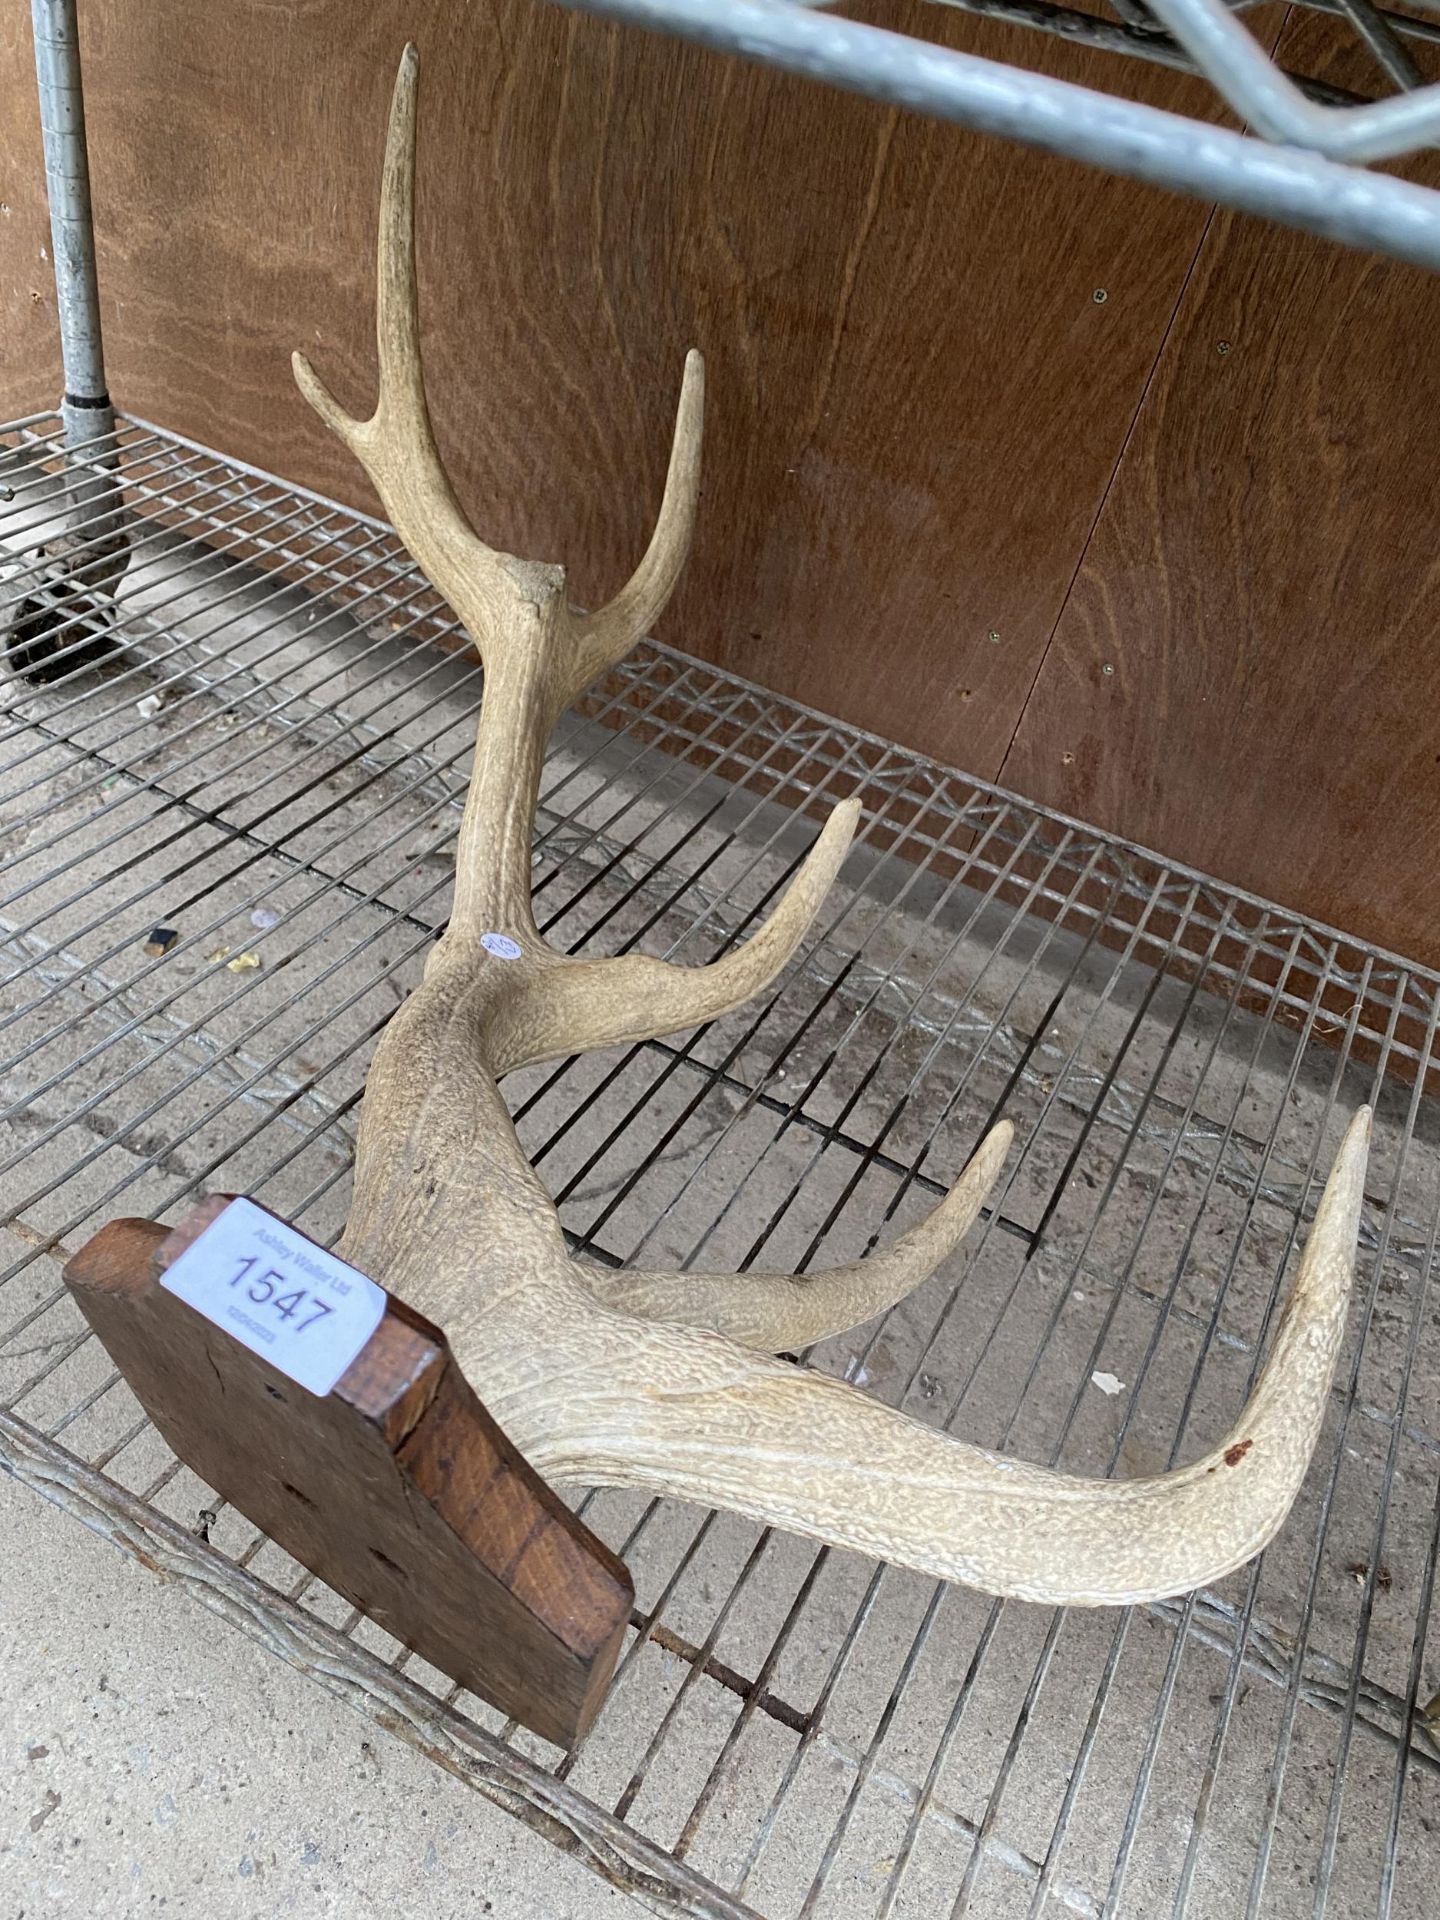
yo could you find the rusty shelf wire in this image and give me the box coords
[2,414,1438,1919]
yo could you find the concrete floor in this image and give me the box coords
[1,1471,640,1918]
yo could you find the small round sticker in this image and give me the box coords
[480,932,523,960]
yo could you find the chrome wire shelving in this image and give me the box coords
[548,0,1440,268]
[2,415,1438,1918]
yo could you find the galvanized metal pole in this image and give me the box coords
[25,0,128,633]
[547,0,1440,271]
[30,0,114,456]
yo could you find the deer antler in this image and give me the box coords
[297,46,1370,1608]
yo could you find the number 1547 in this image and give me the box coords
[228,1256,334,1332]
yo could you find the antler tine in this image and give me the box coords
[292,43,531,643]
[561,349,706,705]
[483,795,860,1074]
[582,1121,1014,1350]
[500,1108,1372,1607]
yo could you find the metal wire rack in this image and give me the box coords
[2,413,1438,1918]
[550,0,1440,269]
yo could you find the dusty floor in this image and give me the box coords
[2,443,1438,1916]
[1,1472,641,1917]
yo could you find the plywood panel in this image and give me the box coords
[0,12,61,410]
[0,0,1235,779]
[1001,17,1440,966]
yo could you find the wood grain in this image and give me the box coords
[1001,17,1440,966]
[0,9,61,408]
[62,1198,633,1748]
[1,0,1227,778]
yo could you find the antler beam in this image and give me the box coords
[298,45,1370,1610]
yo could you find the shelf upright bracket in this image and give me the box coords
[15,0,130,672]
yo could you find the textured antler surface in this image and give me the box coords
[300,46,1371,1609]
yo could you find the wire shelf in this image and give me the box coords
[550,0,1440,269]
[2,413,1438,1918]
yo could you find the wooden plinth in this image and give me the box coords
[62,1197,632,1748]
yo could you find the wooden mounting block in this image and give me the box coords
[62,1197,633,1748]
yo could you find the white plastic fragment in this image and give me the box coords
[136,693,162,719]
[1091,1370,1125,1397]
